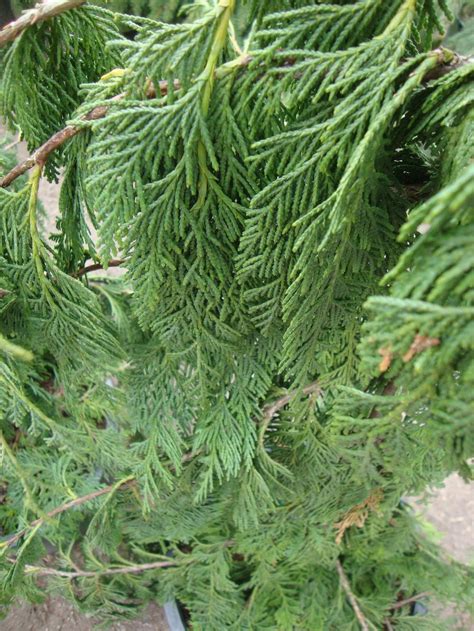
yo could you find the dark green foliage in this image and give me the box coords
[0,0,473,628]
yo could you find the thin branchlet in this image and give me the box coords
[0,0,86,47]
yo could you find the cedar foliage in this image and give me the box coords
[0,0,473,628]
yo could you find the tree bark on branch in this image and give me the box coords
[0,82,173,188]
[336,559,370,631]
[0,0,86,48]
[73,258,125,278]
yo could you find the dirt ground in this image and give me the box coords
[1,138,473,630]
[422,474,474,566]
[0,601,170,631]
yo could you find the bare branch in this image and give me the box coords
[0,82,173,189]
[0,0,86,48]
[73,258,125,278]
[23,559,177,578]
[389,592,430,610]
[1,126,76,188]
[0,105,108,188]
[262,381,321,423]
[259,380,322,447]
[336,559,370,631]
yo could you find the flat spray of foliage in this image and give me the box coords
[0,0,473,628]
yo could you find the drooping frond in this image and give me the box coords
[0,5,122,175]
[332,148,474,494]
[237,0,445,385]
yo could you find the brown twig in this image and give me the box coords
[0,82,173,189]
[262,381,321,423]
[0,0,86,48]
[73,258,125,278]
[389,591,430,610]
[0,106,109,188]
[259,380,321,447]
[1,126,76,187]
[383,592,430,630]
[336,559,370,631]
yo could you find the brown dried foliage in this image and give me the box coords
[334,488,383,545]
[403,334,440,362]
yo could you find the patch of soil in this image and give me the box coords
[421,473,474,565]
[0,599,169,631]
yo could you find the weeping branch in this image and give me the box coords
[2,379,322,552]
[0,54,249,189]
[0,53,249,188]
[0,49,462,189]
[0,83,170,188]
[20,540,235,577]
[0,0,86,47]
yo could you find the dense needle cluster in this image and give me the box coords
[0,0,473,628]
